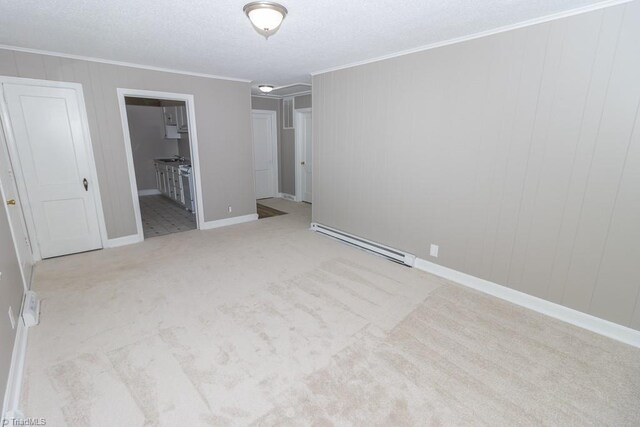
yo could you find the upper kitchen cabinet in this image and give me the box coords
[162,105,178,126]
[176,105,188,133]
[163,104,188,133]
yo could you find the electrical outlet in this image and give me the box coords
[430,244,439,258]
[228,206,233,213]
[8,306,16,329]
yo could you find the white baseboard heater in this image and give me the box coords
[311,223,416,267]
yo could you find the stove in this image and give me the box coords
[178,165,195,212]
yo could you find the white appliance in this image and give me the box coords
[179,165,196,212]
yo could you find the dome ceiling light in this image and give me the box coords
[243,2,288,39]
[258,85,275,93]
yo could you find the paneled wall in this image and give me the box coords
[313,1,640,329]
[0,49,255,239]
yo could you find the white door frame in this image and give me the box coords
[0,120,31,291]
[0,76,109,261]
[117,88,205,241]
[251,109,279,198]
[294,108,312,202]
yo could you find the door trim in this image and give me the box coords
[0,120,31,291]
[251,109,279,199]
[294,107,312,203]
[116,88,205,242]
[0,76,109,261]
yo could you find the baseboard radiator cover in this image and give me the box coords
[310,223,416,267]
[310,222,640,348]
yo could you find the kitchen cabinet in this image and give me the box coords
[155,163,164,193]
[162,106,177,126]
[162,106,180,139]
[176,105,188,133]
[162,105,188,133]
[154,161,186,207]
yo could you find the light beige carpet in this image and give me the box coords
[21,199,640,425]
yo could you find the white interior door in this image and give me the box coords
[300,111,312,203]
[251,110,277,199]
[0,121,32,288]
[2,83,103,259]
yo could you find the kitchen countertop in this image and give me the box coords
[154,158,191,167]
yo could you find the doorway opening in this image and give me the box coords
[251,109,279,200]
[117,89,204,240]
[252,108,287,219]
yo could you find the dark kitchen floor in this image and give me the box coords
[139,195,196,238]
[257,200,288,219]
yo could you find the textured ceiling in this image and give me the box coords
[0,0,620,92]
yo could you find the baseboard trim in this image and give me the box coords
[138,189,161,196]
[105,234,143,248]
[414,258,640,348]
[277,193,296,201]
[200,213,258,230]
[2,319,28,420]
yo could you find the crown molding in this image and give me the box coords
[311,0,633,76]
[0,44,251,83]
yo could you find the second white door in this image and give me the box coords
[251,110,278,199]
[298,110,312,203]
[2,82,104,259]
[0,120,32,287]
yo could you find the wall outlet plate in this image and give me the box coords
[8,306,16,329]
[228,206,233,213]
[430,244,439,258]
[22,291,40,327]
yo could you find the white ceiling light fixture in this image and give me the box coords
[258,84,275,93]
[243,2,288,39]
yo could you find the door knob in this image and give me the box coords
[6,199,16,205]
[301,161,305,165]
[83,178,88,191]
